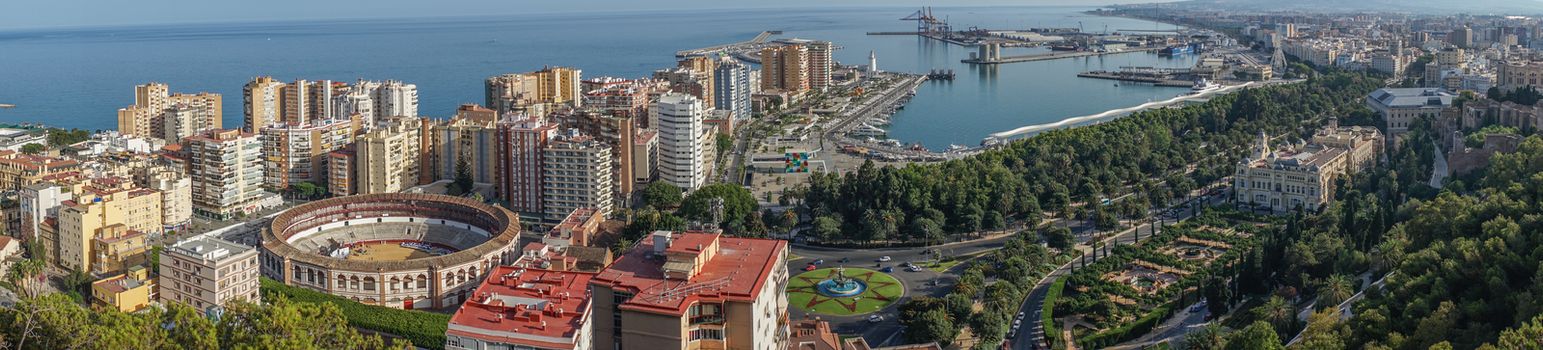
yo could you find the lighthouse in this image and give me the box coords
[868,50,879,73]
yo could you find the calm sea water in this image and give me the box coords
[0,6,1190,149]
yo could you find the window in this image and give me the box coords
[689,328,724,341]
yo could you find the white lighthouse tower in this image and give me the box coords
[867,50,879,73]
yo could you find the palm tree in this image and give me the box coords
[6,259,46,297]
[1253,296,1294,337]
[1317,274,1355,309]
[1183,324,1229,350]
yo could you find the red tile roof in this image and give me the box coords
[590,231,786,316]
[446,266,595,350]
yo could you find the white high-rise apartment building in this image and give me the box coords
[330,80,417,127]
[186,129,268,220]
[651,93,706,191]
[714,58,753,119]
[374,80,419,120]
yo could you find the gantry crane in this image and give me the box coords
[901,7,951,35]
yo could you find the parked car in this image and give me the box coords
[877,256,892,262]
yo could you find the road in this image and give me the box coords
[1429,143,1448,189]
[1014,188,1231,350]
[786,233,1020,346]
[1104,304,1209,350]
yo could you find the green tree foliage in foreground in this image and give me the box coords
[1334,136,1543,350]
[0,293,409,350]
[803,72,1382,244]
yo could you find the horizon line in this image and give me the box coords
[0,4,1122,33]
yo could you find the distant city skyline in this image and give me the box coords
[0,0,1180,30]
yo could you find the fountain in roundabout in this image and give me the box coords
[814,268,868,297]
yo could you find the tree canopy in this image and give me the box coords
[802,71,1382,244]
[0,294,410,350]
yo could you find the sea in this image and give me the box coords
[0,6,1192,150]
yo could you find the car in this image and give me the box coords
[906,266,924,272]
[812,259,825,265]
[804,264,818,271]
[1013,319,1021,326]
[881,266,894,273]
[901,261,914,267]
[1017,311,1026,320]
[877,256,892,262]
[867,315,884,323]
[838,257,850,263]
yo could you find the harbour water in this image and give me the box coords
[0,6,1190,149]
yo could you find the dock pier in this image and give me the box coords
[676,30,779,57]
[962,46,1163,65]
[1077,72,1192,87]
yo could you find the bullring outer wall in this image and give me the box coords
[259,193,521,309]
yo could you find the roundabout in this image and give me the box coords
[788,267,904,316]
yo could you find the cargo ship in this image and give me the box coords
[1050,44,1082,51]
[1159,43,1204,56]
[1158,45,1193,56]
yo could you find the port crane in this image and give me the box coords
[901,7,951,35]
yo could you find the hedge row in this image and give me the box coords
[260,278,451,349]
[1077,300,1178,348]
[1044,277,1067,350]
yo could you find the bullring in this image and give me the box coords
[258,193,521,309]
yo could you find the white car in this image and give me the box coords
[907,266,924,272]
[868,315,885,323]
[877,256,892,262]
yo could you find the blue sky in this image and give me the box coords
[0,0,1177,30]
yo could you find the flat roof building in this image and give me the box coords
[160,236,261,311]
[1366,87,1454,135]
[445,266,597,350]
